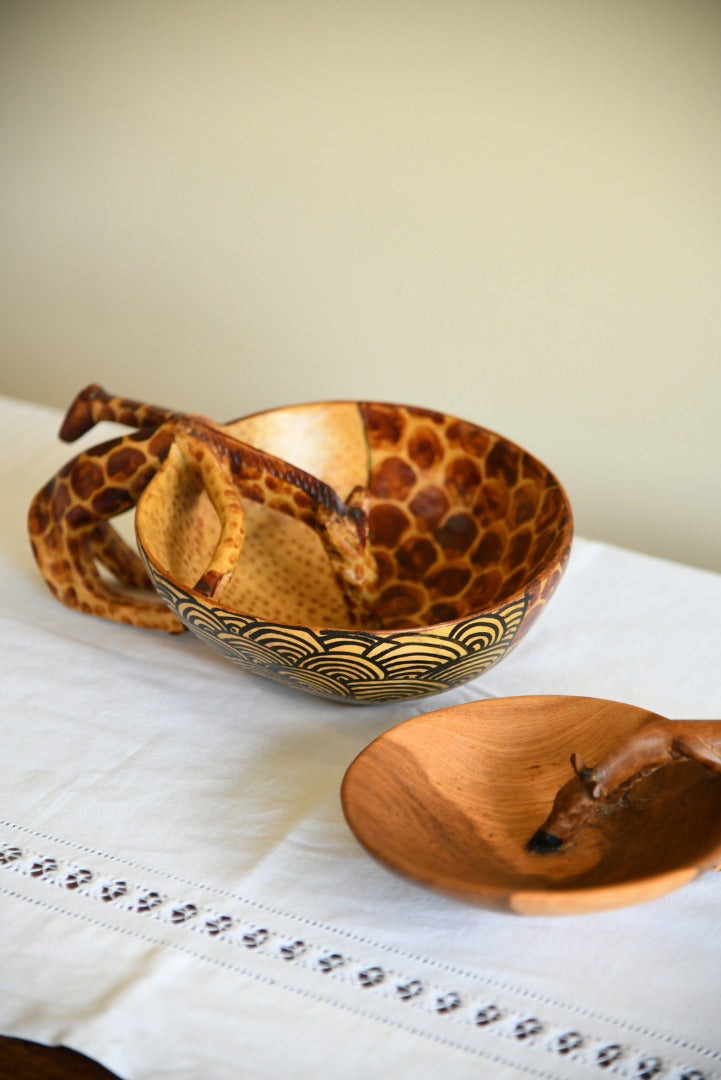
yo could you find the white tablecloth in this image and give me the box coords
[1,392,719,1080]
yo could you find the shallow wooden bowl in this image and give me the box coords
[341,696,721,913]
[136,402,572,704]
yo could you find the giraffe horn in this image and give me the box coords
[59,384,176,442]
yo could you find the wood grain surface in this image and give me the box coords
[0,1037,122,1080]
[341,695,721,915]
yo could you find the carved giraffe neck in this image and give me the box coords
[28,385,377,631]
[528,718,721,854]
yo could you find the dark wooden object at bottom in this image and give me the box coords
[0,1037,122,1080]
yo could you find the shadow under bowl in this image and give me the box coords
[135,401,572,704]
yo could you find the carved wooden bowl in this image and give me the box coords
[342,696,721,913]
[135,402,573,704]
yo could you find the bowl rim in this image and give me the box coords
[135,398,574,638]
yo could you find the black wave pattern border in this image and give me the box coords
[151,576,528,703]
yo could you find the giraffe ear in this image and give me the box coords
[571,753,604,799]
[570,752,587,775]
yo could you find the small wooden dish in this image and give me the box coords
[341,695,721,914]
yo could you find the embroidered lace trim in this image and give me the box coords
[1,827,717,1080]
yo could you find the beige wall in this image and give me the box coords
[2,1,720,572]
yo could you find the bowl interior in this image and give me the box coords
[341,696,721,914]
[136,401,572,631]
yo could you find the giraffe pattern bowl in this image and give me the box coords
[135,400,573,704]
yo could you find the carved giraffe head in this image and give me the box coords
[527,753,606,853]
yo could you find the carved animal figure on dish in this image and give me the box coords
[28,385,376,632]
[527,719,721,854]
